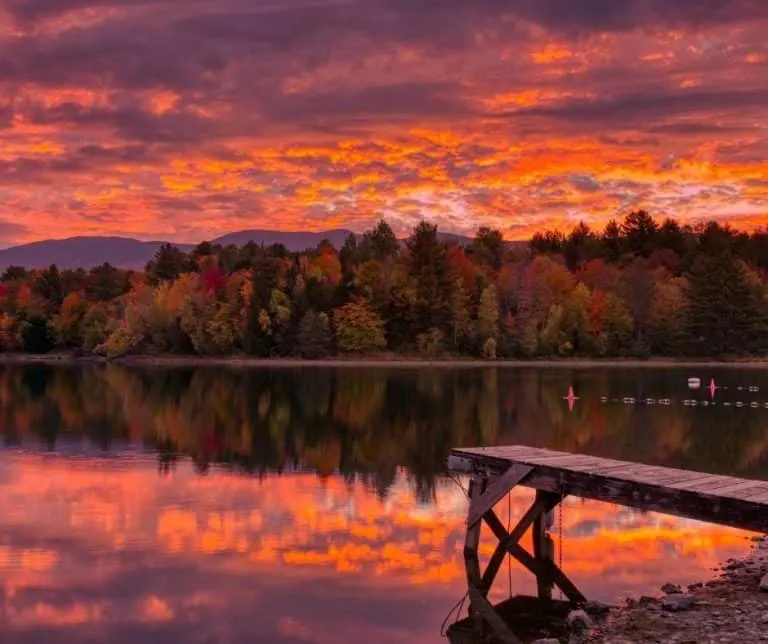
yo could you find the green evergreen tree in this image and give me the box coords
[406,222,454,335]
[685,252,768,355]
[146,244,187,284]
[243,257,280,356]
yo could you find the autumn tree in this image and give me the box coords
[333,299,386,354]
[51,291,88,348]
[476,285,499,343]
[647,278,687,355]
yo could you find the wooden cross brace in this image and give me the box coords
[462,467,586,643]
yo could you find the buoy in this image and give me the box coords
[723,402,732,407]
[736,401,745,408]
[600,396,608,403]
[688,377,701,389]
[709,378,718,399]
[622,397,635,404]
[564,386,578,411]
[750,402,758,408]
[645,398,656,405]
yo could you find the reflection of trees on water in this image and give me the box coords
[0,365,767,500]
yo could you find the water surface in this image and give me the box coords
[1,364,766,643]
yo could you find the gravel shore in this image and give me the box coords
[582,535,768,644]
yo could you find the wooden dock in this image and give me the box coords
[446,444,768,643]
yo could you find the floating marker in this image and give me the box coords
[564,386,578,411]
[750,402,759,408]
[736,401,745,408]
[645,398,656,405]
[622,397,636,404]
[723,402,732,407]
[688,377,701,389]
[709,378,718,399]
[600,396,608,403]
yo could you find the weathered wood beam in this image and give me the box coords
[533,490,559,600]
[450,451,768,534]
[467,588,522,644]
[479,492,562,594]
[483,509,586,604]
[467,464,533,527]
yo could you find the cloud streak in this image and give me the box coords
[0,0,766,243]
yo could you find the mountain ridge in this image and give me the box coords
[0,228,521,271]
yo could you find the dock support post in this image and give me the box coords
[461,468,586,643]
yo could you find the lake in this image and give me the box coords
[1,363,766,643]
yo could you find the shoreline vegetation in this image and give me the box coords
[5,351,768,369]
[1,213,768,363]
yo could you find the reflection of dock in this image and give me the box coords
[446,445,768,643]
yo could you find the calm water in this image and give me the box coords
[1,364,767,643]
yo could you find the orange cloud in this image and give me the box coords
[0,1,767,245]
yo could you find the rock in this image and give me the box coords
[583,600,611,617]
[662,593,695,612]
[760,572,768,592]
[566,609,593,631]
[638,595,659,607]
[661,582,682,594]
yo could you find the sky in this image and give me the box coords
[0,0,767,246]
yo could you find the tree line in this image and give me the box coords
[1,211,767,359]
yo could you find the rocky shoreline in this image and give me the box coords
[529,535,768,644]
[581,535,768,643]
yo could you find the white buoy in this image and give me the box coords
[688,377,701,389]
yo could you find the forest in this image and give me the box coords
[1,210,767,359]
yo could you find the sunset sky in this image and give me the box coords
[0,0,767,246]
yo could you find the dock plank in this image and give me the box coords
[447,445,768,534]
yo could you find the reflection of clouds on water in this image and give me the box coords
[0,451,755,641]
[569,519,601,537]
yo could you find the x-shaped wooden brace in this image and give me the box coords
[463,466,586,643]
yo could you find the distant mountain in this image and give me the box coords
[0,228,528,271]
[212,229,354,251]
[0,237,194,272]
[0,230,357,271]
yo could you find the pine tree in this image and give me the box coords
[685,252,768,355]
[406,222,454,335]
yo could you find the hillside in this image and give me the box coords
[0,228,524,271]
[0,237,194,271]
